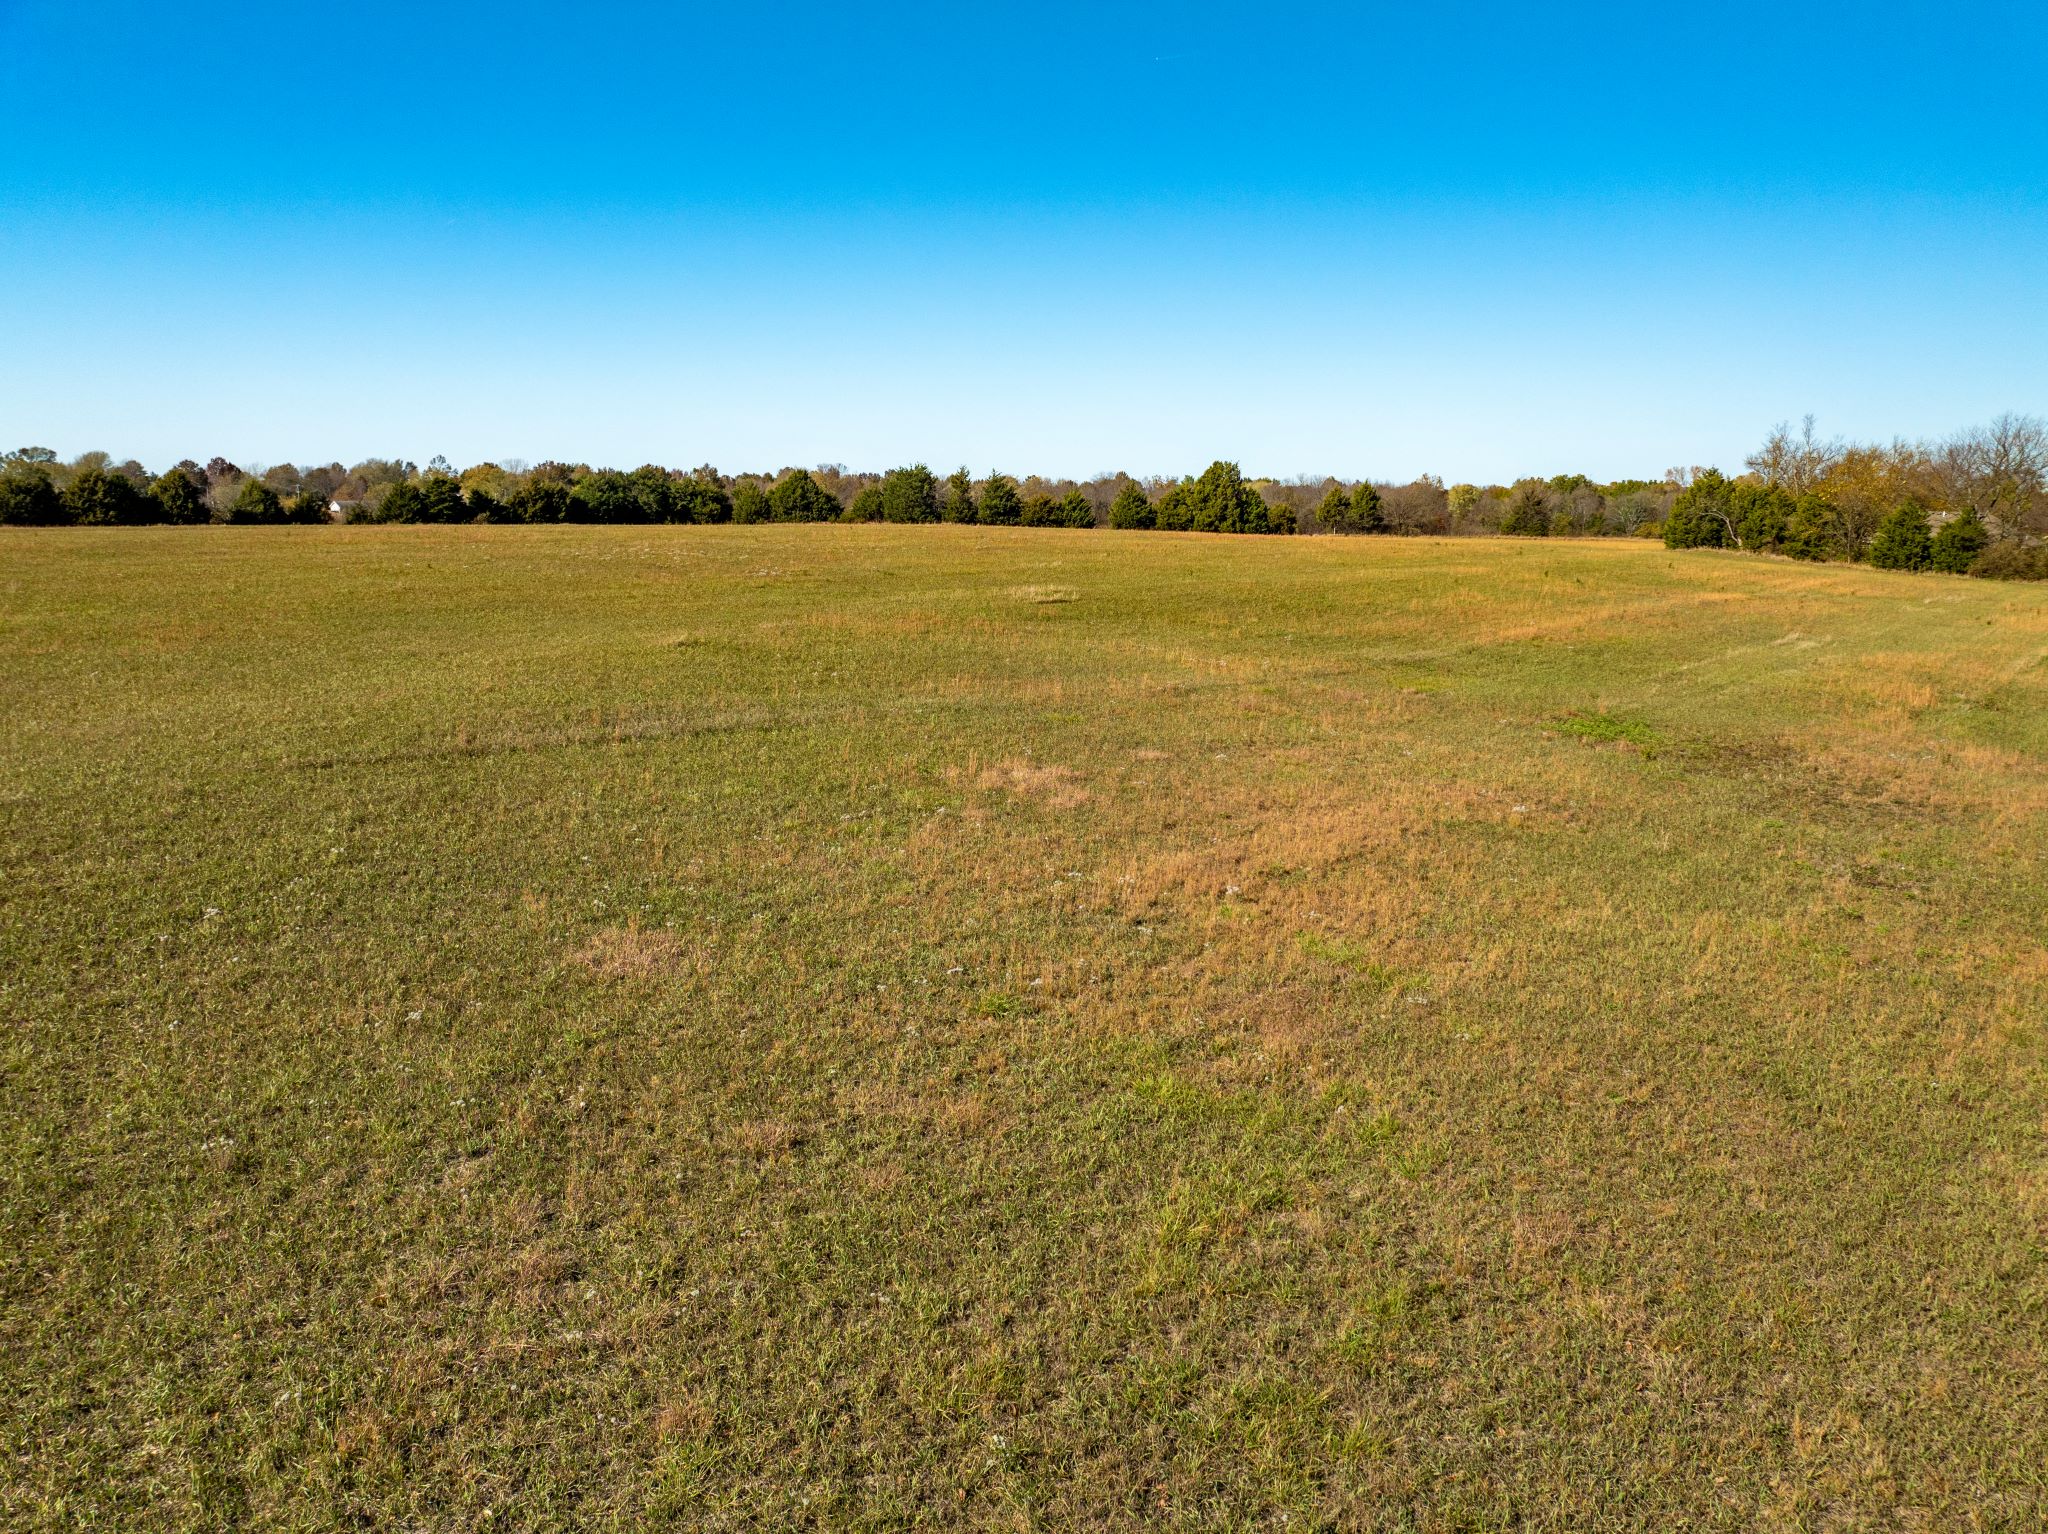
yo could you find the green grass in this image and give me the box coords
[3,525,2046,1530]
[1553,711,1663,754]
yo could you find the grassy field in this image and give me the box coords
[3,525,2046,1531]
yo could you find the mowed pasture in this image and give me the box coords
[3,525,2046,1532]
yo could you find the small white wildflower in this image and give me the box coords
[203,906,221,919]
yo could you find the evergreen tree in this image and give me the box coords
[569,471,634,523]
[418,476,467,523]
[1868,499,1933,570]
[0,464,64,525]
[224,478,285,525]
[879,464,939,523]
[731,479,768,524]
[767,469,839,523]
[1501,485,1550,536]
[942,468,976,523]
[1726,481,1792,550]
[1057,490,1094,528]
[673,477,732,524]
[1154,482,1193,531]
[625,465,678,522]
[1020,494,1057,527]
[1781,494,1837,561]
[1314,485,1352,532]
[849,484,885,521]
[63,466,149,526]
[149,467,209,525]
[977,473,1021,526]
[1929,507,1989,573]
[1108,481,1153,529]
[285,490,333,524]
[1663,470,1732,548]
[508,478,572,523]
[370,482,423,522]
[1350,482,1385,532]
[1181,461,1265,533]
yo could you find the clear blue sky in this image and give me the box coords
[3,1,2044,483]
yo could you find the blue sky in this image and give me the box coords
[3,1,2044,483]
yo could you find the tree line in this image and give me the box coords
[2,415,2041,579]
[0,450,1683,539]
[1658,414,2048,579]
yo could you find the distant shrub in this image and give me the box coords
[1968,541,2047,581]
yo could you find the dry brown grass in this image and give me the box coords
[971,755,1092,808]
[570,919,690,979]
